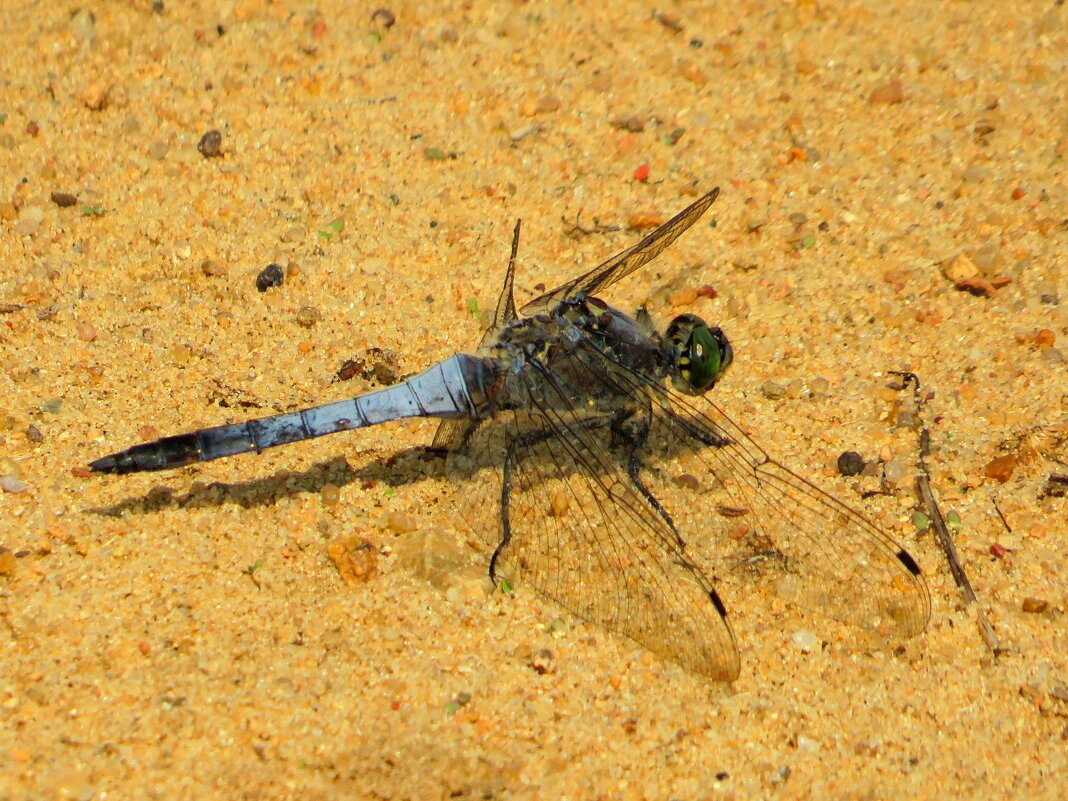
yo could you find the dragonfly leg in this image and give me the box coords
[610,407,686,550]
[492,417,611,583]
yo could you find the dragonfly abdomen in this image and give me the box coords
[89,353,496,474]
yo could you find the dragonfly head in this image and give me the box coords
[665,314,733,395]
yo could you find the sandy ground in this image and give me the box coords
[1,1,1066,799]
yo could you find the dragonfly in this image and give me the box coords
[90,188,930,680]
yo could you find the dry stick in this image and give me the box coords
[890,372,1001,654]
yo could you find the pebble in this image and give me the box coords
[295,306,321,328]
[837,451,866,477]
[320,483,340,506]
[255,263,285,292]
[529,648,555,675]
[669,287,697,307]
[0,547,16,576]
[71,9,96,42]
[147,141,169,160]
[40,398,63,414]
[796,735,820,754]
[761,381,787,400]
[808,377,830,399]
[983,454,1016,483]
[382,510,417,534]
[327,536,378,586]
[791,629,819,653]
[869,79,904,104]
[1021,598,1048,614]
[51,192,78,208]
[76,321,98,342]
[14,206,44,236]
[0,475,30,493]
[200,259,225,277]
[197,129,223,158]
[882,458,908,485]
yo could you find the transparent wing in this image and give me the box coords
[519,188,720,316]
[568,345,932,639]
[447,349,740,681]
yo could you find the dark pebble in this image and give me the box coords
[837,451,866,477]
[371,8,396,29]
[51,192,78,207]
[255,263,285,292]
[26,424,44,443]
[197,129,223,158]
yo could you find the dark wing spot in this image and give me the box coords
[708,588,729,619]
[896,549,922,576]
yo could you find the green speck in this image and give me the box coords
[0,112,7,124]
[383,486,394,498]
[911,511,930,531]
[545,617,566,635]
[499,578,513,594]
[389,193,400,206]
[82,205,104,216]
[946,511,962,530]
[368,31,381,44]
[40,398,63,414]
[802,234,816,248]
[245,559,263,575]
[444,701,460,716]
[318,218,344,240]
[424,146,446,161]
[467,297,481,320]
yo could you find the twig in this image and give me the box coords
[888,371,1001,654]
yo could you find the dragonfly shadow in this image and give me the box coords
[87,447,447,518]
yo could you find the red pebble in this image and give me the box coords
[633,163,650,182]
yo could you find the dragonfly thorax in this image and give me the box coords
[664,313,733,395]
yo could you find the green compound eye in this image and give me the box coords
[666,314,733,395]
[683,324,721,391]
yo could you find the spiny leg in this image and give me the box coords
[609,405,685,550]
[492,417,609,583]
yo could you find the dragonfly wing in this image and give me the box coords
[519,188,719,315]
[447,351,740,680]
[571,346,932,639]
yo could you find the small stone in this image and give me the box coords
[791,630,819,653]
[837,451,866,477]
[628,213,663,231]
[328,536,378,586]
[41,398,63,414]
[942,254,979,283]
[534,95,561,114]
[370,8,396,30]
[51,192,78,207]
[796,735,820,754]
[200,259,225,277]
[669,287,698,307]
[983,454,1016,483]
[255,263,285,292]
[675,473,700,490]
[14,206,44,236]
[882,458,908,485]
[320,483,341,506]
[295,306,321,328]
[76,322,97,342]
[869,79,904,104]
[197,129,223,158]
[382,510,417,534]
[25,425,44,443]
[808,377,830,399]
[529,648,554,675]
[761,381,787,400]
[0,475,30,493]
[147,141,169,160]
[1020,597,1048,614]
[280,224,306,243]
[71,9,97,41]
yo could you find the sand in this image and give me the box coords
[1,1,1065,799]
